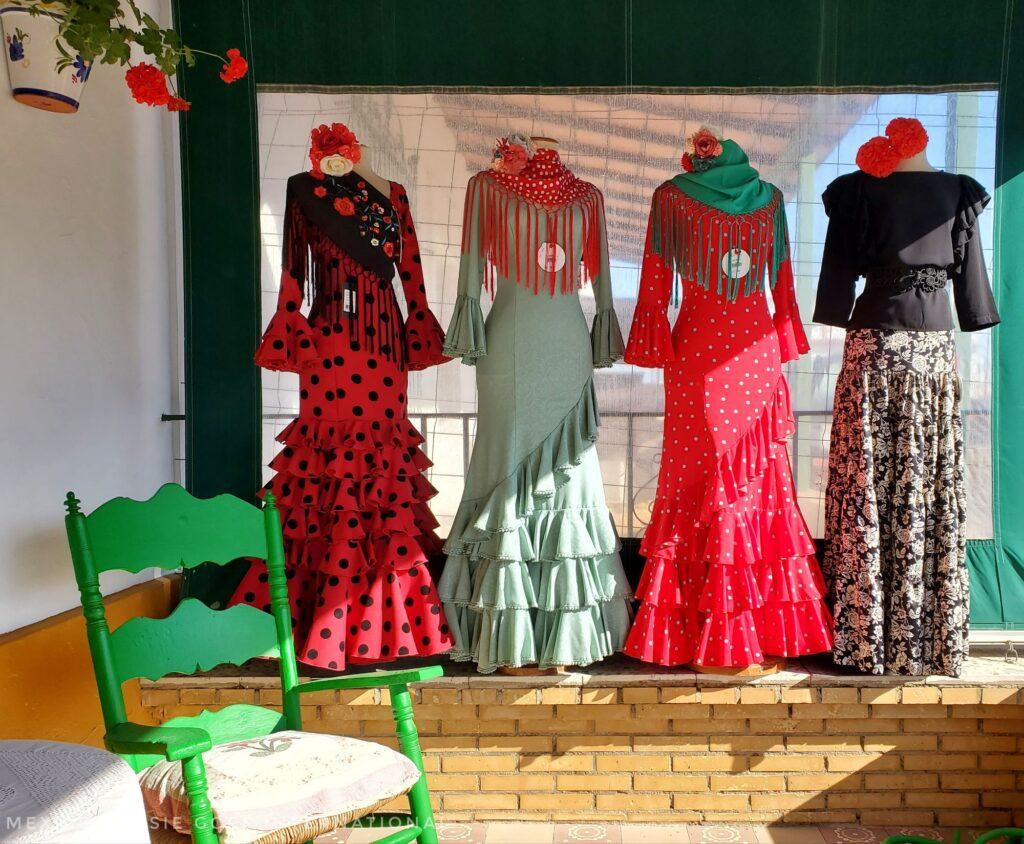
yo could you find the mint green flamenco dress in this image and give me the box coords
[438,148,633,672]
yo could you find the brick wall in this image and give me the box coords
[139,677,1024,826]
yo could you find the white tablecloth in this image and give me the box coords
[0,740,151,843]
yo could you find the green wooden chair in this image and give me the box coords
[64,482,441,844]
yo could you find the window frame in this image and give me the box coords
[172,0,1024,629]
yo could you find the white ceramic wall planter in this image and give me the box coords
[1,5,91,113]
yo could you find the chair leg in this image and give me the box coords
[389,684,438,844]
[181,753,219,844]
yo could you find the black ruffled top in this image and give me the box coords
[813,170,999,332]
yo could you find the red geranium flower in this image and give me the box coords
[167,96,191,112]
[680,152,695,172]
[334,197,355,216]
[125,63,170,107]
[219,48,248,84]
[885,117,928,159]
[313,186,327,198]
[856,136,901,178]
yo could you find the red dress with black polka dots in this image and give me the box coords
[230,171,453,671]
[623,182,834,667]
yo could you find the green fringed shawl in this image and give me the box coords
[652,139,790,302]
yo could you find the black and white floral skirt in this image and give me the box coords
[823,329,968,676]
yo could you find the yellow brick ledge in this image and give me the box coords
[140,655,1024,827]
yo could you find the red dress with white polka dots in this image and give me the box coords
[623,183,834,667]
[230,172,453,671]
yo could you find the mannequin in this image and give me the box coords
[439,132,632,676]
[229,121,454,671]
[814,117,1000,676]
[352,147,393,197]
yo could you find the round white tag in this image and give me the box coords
[537,242,566,273]
[721,247,751,279]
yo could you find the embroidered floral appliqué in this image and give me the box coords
[317,175,400,258]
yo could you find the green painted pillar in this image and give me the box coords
[174,0,260,603]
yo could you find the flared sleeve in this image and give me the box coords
[625,198,675,368]
[589,190,625,368]
[391,183,450,370]
[771,231,810,363]
[444,174,488,365]
[255,195,320,373]
[952,175,1000,332]
[813,173,863,328]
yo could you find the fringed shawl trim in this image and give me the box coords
[461,172,605,298]
[651,183,790,304]
[283,183,409,367]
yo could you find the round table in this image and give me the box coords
[0,739,151,843]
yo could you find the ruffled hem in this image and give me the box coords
[624,305,675,368]
[625,596,833,667]
[446,505,619,565]
[634,547,826,612]
[229,406,453,670]
[444,380,601,545]
[265,470,435,516]
[266,416,440,545]
[591,308,625,368]
[439,538,628,612]
[275,416,427,452]
[626,372,834,667]
[405,308,451,371]
[254,308,319,373]
[444,599,632,673]
[233,546,452,670]
[697,376,795,520]
[443,294,487,365]
[640,473,815,567]
[440,375,631,670]
[953,175,991,274]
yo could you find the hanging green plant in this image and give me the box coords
[6,0,247,111]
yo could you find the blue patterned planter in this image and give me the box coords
[1,6,90,113]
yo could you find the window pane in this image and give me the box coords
[257,91,996,540]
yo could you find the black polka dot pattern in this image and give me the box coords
[231,179,454,671]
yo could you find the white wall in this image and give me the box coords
[0,15,178,633]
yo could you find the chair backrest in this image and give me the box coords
[64,483,302,768]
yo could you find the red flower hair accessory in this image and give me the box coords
[856,136,902,178]
[309,123,362,179]
[885,117,928,158]
[490,132,534,175]
[681,126,724,173]
[856,117,929,178]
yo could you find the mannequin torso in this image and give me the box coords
[352,154,393,197]
[893,150,937,172]
[320,147,392,196]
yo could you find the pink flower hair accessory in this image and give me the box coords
[490,132,534,175]
[681,126,724,173]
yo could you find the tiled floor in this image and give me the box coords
[318,823,972,843]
